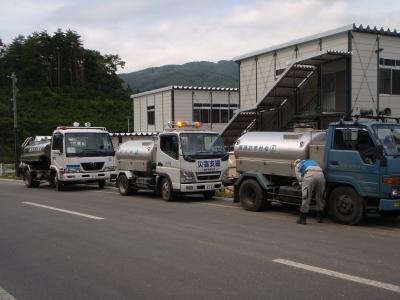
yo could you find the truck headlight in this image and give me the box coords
[180,169,195,183]
[104,166,116,172]
[64,168,80,173]
[391,186,399,197]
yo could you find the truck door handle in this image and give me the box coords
[330,160,339,166]
[158,162,163,166]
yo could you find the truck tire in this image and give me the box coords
[160,177,174,202]
[117,174,131,196]
[55,177,64,192]
[203,191,215,199]
[329,186,365,225]
[239,179,268,211]
[23,170,34,188]
[98,180,106,189]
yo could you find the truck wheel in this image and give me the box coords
[117,174,131,196]
[55,177,64,192]
[329,186,365,225]
[203,191,215,199]
[239,179,268,211]
[98,180,106,189]
[160,178,174,202]
[23,170,34,188]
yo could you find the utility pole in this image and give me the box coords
[127,116,130,132]
[11,73,20,176]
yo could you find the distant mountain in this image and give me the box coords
[118,60,238,92]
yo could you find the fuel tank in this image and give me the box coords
[234,131,326,177]
[20,136,51,165]
[116,140,156,163]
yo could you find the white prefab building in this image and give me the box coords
[131,85,239,133]
[222,24,400,146]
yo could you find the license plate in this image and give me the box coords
[394,201,400,208]
[206,184,214,190]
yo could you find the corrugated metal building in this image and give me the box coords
[222,24,400,146]
[131,85,239,133]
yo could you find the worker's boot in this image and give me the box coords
[296,213,307,225]
[317,211,323,223]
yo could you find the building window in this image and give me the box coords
[393,70,400,95]
[193,103,238,123]
[147,105,155,125]
[379,69,391,94]
[379,68,400,95]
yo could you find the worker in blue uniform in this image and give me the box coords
[294,159,326,225]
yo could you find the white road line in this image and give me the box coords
[0,285,16,300]
[273,258,400,294]
[22,202,104,220]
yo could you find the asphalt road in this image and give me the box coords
[0,179,399,300]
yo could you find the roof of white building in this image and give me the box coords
[130,85,239,99]
[233,24,400,62]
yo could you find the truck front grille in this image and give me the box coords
[196,171,221,181]
[81,162,104,171]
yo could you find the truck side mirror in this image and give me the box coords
[375,145,387,167]
[375,145,383,160]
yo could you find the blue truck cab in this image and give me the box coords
[324,119,400,223]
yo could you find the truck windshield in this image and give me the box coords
[372,124,400,156]
[180,133,226,158]
[65,133,115,157]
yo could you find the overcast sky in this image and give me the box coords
[1,0,399,73]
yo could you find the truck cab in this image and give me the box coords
[156,129,228,200]
[50,126,116,190]
[325,120,400,223]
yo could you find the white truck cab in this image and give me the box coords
[51,126,116,189]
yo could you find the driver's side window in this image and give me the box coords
[160,134,179,160]
[333,128,375,164]
[52,133,63,152]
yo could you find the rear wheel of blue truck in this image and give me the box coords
[329,186,365,225]
[239,179,269,211]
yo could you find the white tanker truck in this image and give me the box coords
[19,123,116,191]
[115,122,229,201]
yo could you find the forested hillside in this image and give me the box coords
[0,30,132,162]
[119,60,238,92]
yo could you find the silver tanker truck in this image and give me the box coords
[232,120,400,224]
[19,123,116,191]
[115,121,229,201]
